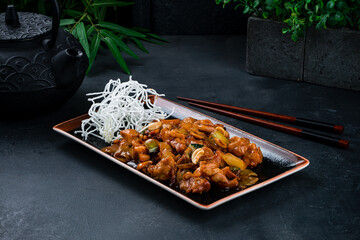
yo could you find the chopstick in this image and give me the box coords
[176,98,349,149]
[177,96,344,134]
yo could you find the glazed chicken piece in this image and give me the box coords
[161,119,181,130]
[120,129,139,145]
[228,136,250,157]
[199,161,239,189]
[194,119,215,133]
[113,140,133,160]
[179,171,211,194]
[101,142,120,154]
[228,136,262,168]
[242,143,263,168]
[160,128,187,154]
[147,156,176,181]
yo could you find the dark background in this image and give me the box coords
[132,0,248,34]
[0,0,249,35]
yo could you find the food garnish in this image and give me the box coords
[76,76,171,143]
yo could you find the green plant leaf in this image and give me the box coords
[243,5,250,14]
[282,28,290,33]
[63,9,83,18]
[265,0,274,9]
[60,19,76,26]
[103,37,131,75]
[140,38,165,45]
[263,11,270,18]
[72,25,78,38]
[98,22,146,38]
[284,2,293,10]
[87,33,101,74]
[91,1,134,7]
[316,13,329,29]
[100,29,139,59]
[87,25,95,37]
[130,37,149,53]
[326,1,335,9]
[131,27,151,33]
[81,0,89,7]
[234,4,242,10]
[336,1,346,10]
[76,22,90,57]
[38,0,46,15]
[334,11,344,22]
[291,32,298,41]
[146,33,169,42]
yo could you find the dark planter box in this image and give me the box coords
[246,16,360,90]
[246,16,305,81]
[304,27,360,90]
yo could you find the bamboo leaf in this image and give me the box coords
[131,27,151,33]
[97,6,107,22]
[72,25,78,38]
[98,22,146,38]
[103,37,131,74]
[38,0,46,15]
[76,22,90,57]
[140,37,165,45]
[87,33,101,74]
[87,26,95,37]
[81,0,88,7]
[146,33,169,42]
[100,30,139,59]
[130,37,149,53]
[60,19,76,26]
[91,1,134,7]
[63,9,83,18]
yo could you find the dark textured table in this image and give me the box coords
[1,36,359,239]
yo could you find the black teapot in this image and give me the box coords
[0,0,88,114]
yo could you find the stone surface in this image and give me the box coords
[246,16,305,81]
[304,27,360,90]
[1,36,360,240]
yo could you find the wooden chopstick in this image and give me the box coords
[185,101,349,149]
[177,96,344,134]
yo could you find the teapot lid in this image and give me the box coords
[0,6,52,42]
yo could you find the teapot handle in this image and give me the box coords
[47,0,60,48]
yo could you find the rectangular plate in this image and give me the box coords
[53,97,309,210]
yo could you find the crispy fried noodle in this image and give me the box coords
[76,76,172,143]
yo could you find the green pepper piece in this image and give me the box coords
[145,139,159,153]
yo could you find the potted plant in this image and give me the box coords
[216,0,360,90]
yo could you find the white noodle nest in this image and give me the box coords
[75,76,171,143]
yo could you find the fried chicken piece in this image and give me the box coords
[199,161,238,189]
[114,140,133,160]
[147,156,175,181]
[242,143,263,168]
[227,136,250,157]
[181,117,197,124]
[160,128,187,154]
[179,171,211,194]
[120,129,139,145]
[161,119,181,130]
[194,119,216,133]
[101,143,120,154]
[228,137,262,168]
